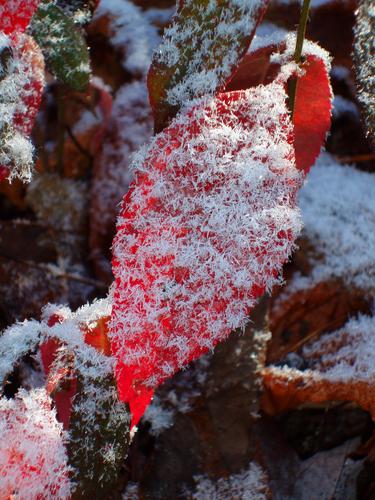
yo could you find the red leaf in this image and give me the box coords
[0,33,45,182]
[111,81,303,424]
[12,33,45,136]
[40,313,77,430]
[226,39,332,174]
[82,316,112,357]
[0,0,40,34]
[293,54,333,174]
[225,43,283,92]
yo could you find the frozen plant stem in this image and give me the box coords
[289,0,311,117]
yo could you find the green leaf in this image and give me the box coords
[68,373,130,499]
[353,0,375,143]
[30,2,91,91]
[148,0,269,132]
[56,0,98,26]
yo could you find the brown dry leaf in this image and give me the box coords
[262,313,375,418]
[267,277,371,365]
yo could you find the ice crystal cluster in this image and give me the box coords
[94,0,160,75]
[111,80,303,398]
[0,388,71,499]
[191,461,268,500]
[153,0,265,106]
[291,154,375,294]
[92,80,153,235]
[303,313,375,383]
[354,0,375,140]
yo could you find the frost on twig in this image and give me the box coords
[93,0,161,76]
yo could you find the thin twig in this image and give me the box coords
[0,252,107,290]
[65,126,93,160]
[336,152,375,163]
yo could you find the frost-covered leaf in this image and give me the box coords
[37,304,131,497]
[31,2,91,91]
[262,313,375,418]
[56,0,99,25]
[353,0,375,142]
[0,33,45,182]
[111,81,303,425]
[148,0,269,131]
[0,388,71,499]
[191,461,269,499]
[228,34,333,174]
[67,373,130,499]
[293,53,333,174]
[0,0,40,34]
[92,0,162,76]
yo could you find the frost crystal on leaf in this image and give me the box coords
[0,0,40,34]
[0,32,45,181]
[0,388,71,499]
[191,461,269,499]
[94,0,161,75]
[111,80,303,420]
[152,0,266,106]
[353,0,375,141]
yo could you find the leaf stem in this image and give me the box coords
[289,0,311,117]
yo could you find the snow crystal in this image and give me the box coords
[353,0,375,139]
[303,313,375,383]
[295,153,375,293]
[91,80,153,236]
[191,462,268,499]
[111,80,303,391]
[270,33,331,81]
[0,388,71,499]
[122,481,140,500]
[143,396,174,436]
[0,299,113,387]
[330,65,351,81]
[249,22,288,53]
[94,0,160,75]
[153,0,265,106]
[0,33,45,181]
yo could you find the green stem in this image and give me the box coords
[288,0,311,117]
